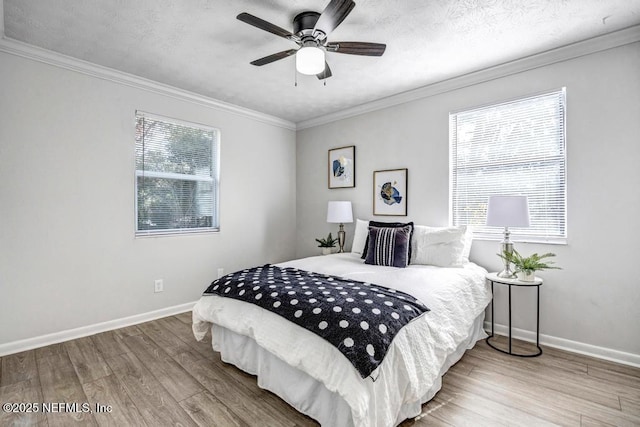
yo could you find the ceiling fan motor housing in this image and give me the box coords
[293,11,320,36]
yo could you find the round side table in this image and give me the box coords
[486,272,543,357]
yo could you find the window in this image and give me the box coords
[450,88,566,243]
[135,112,219,236]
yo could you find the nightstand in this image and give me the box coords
[486,272,543,357]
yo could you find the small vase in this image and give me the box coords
[321,247,332,255]
[517,270,536,282]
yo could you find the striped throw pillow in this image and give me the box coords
[364,225,411,268]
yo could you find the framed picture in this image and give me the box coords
[328,145,355,189]
[373,168,408,216]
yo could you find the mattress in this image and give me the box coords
[192,253,491,427]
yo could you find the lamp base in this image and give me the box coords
[498,238,516,278]
[338,223,346,253]
[497,269,517,279]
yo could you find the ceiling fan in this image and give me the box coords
[237,0,386,80]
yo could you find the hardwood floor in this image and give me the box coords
[1,313,639,426]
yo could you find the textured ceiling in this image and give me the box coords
[3,0,640,123]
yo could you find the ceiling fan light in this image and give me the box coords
[296,46,325,75]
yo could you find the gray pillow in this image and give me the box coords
[361,221,414,262]
[364,225,411,268]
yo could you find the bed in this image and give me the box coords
[192,224,491,427]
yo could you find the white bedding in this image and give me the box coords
[192,253,491,427]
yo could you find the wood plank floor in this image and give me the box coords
[1,312,639,426]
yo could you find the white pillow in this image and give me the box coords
[411,225,468,267]
[461,226,474,263]
[351,219,369,255]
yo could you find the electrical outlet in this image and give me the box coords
[154,279,163,293]
[217,268,224,279]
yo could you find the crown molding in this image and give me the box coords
[0,37,297,131]
[0,2,4,36]
[297,25,640,130]
[2,23,638,132]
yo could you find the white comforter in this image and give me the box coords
[192,253,490,427]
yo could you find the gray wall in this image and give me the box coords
[0,51,297,345]
[1,37,638,363]
[296,43,640,358]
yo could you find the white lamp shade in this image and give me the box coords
[327,201,353,224]
[486,195,530,227]
[296,46,325,75]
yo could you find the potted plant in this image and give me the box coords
[498,249,561,281]
[316,233,338,255]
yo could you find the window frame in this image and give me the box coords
[449,88,567,244]
[134,111,220,237]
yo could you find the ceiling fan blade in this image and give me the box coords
[237,12,295,40]
[250,49,297,66]
[313,0,356,39]
[316,62,333,80]
[328,42,386,56]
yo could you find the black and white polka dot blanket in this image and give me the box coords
[203,264,430,379]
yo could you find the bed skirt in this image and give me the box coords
[209,312,487,427]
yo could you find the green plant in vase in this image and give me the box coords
[315,233,338,255]
[498,249,561,281]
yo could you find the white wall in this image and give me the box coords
[296,42,640,359]
[0,51,296,345]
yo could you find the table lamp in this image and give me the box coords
[327,201,353,253]
[486,195,530,278]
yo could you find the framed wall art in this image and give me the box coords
[328,145,355,189]
[373,168,408,216]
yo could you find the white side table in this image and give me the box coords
[486,272,543,357]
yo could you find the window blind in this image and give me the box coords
[135,112,220,235]
[450,89,566,243]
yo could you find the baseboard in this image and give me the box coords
[0,302,197,357]
[3,307,637,368]
[484,321,640,368]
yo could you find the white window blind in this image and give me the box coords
[135,112,219,235]
[450,88,567,243]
